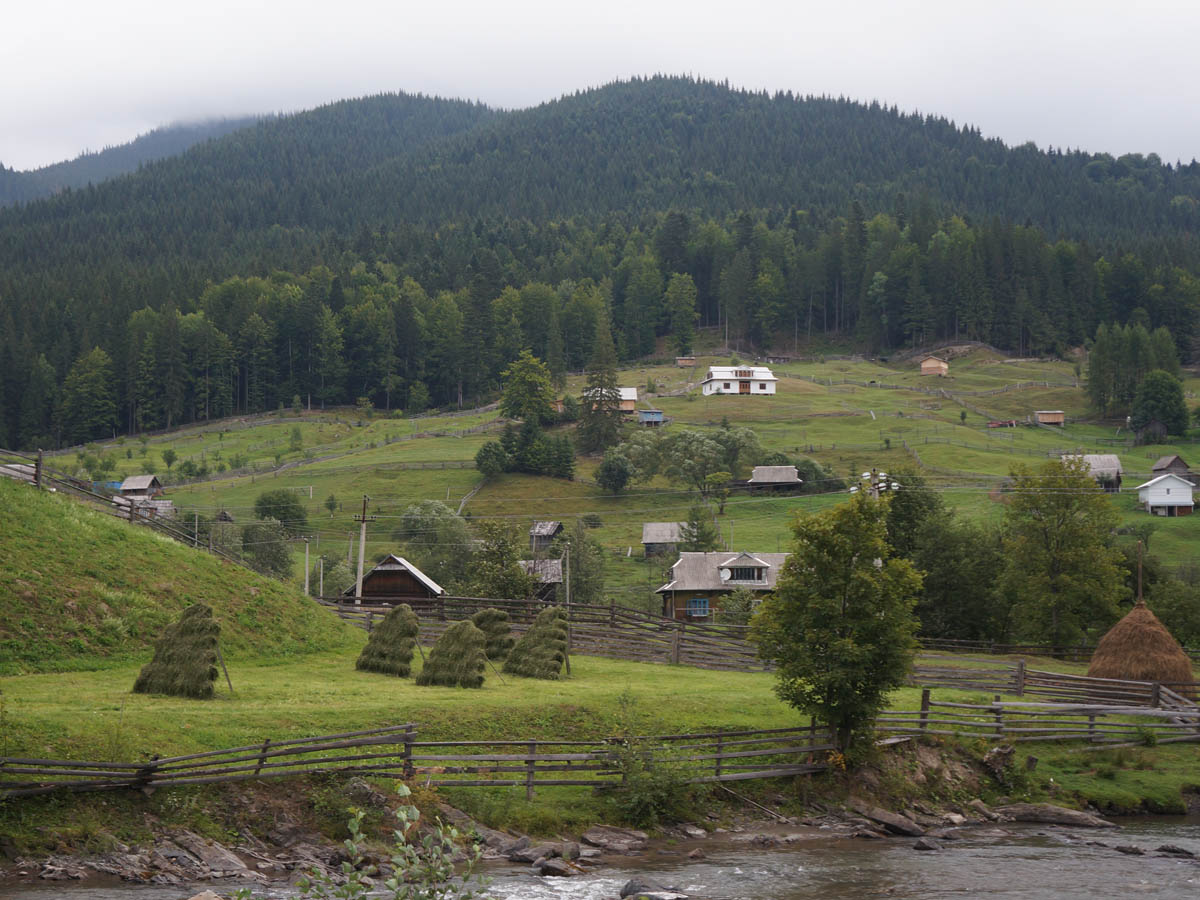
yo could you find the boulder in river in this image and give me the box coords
[991,803,1116,828]
[848,798,925,836]
[583,825,649,853]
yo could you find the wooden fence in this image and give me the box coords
[319,597,767,673]
[920,636,1200,664]
[879,690,1200,747]
[0,724,832,801]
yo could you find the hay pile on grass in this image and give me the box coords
[471,608,514,660]
[132,604,220,698]
[1088,600,1195,698]
[355,604,420,677]
[415,620,487,688]
[503,605,569,679]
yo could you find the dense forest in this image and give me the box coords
[2,76,1200,447]
[0,116,260,208]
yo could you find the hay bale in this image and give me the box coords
[415,620,487,688]
[471,608,514,660]
[503,605,568,680]
[1088,601,1195,698]
[132,604,220,698]
[355,604,420,677]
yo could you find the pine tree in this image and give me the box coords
[60,347,116,444]
[577,316,623,453]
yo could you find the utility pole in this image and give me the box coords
[318,556,325,597]
[850,468,901,500]
[564,539,571,676]
[303,537,310,596]
[354,495,376,604]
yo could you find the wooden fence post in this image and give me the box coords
[1014,659,1026,697]
[402,725,415,779]
[919,689,930,732]
[1088,715,1096,743]
[34,449,43,489]
[254,739,271,776]
[715,730,724,780]
[1151,682,1161,708]
[671,624,682,665]
[993,695,1004,738]
[526,740,537,800]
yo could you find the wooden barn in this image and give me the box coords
[1063,453,1122,492]
[919,356,949,376]
[529,520,563,553]
[341,554,444,604]
[120,474,163,498]
[1152,454,1194,485]
[642,521,684,557]
[520,558,564,602]
[656,551,789,620]
[746,465,802,492]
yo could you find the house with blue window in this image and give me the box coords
[655,551,790,621]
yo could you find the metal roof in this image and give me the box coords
[1062,454,1123,478]
[656,551,790,593]
[120,474,161,491]
[701,366,777,382]
[748,465,802,484]
[641,522,684,544]
[529,520,563,537]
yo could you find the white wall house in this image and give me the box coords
[1136,473,1194,517]
[700,366,777,396]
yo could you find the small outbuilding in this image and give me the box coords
[1034,410,1065,426]
[675,356,696,368]
[582,387,638,413]
[529,520,564,553]
[746,465,803,491]
[919,355,949,376]
[120,474,163,498]
[637,408,664,427]
[520,558,564,603]
[1062,453,1123,492]
[1152,454,1192,483]
[1136,473,1194,517]
[342,554,445,605]
[1087,600,1195,698]
[642,521,684,557]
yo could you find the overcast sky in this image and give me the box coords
[3,0,1197,171]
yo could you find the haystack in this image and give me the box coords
[355,604,420,677]
[471,608,514,660]
[415,620,487,688]
[132,604,220,698]
[1088,600,1195,698]
[503,605,569,679]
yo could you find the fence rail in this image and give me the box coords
[0,723,831,801]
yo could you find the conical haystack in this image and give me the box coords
[415,620,487,688]
[471,608,514,660]
[355,604,420,677]
[503,605,569,680]
[133,604,220,698]
[1088,601,1195,698]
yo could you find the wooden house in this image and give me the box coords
[675,356,696,367]
[919,356,949,376]
[582,387,638,414]
[113,474,175,519]
[642,521,684,557]
[1062,453,1123,492]
[1136,473,1194,517]
[520,558,564,602]
[529,520,563,553]
[746,465,802,492]
[341,554,444,603]
[1152,455,1194,485]
[120,474,163,498]
[700,366,777,396]
[1034,410,1065,425]
[656,551,790,620]
[637,408,664,427]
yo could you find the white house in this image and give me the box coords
[700,366,777,396]
[1136,473,1194,517]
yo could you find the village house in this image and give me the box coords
[520,558,564,602]
[1136,473,1194,517]
[656,551,790,620]
[700,366,777,396]
[119,474,163,498]
[746,465,803,492]
[1152,454,1194,485]
[112,474,175,519]
[341,554,444,604]
[1034,410,1066,425]
[582,386,639,413]
[919,355,949,376]
[1062,453,1123,492]
[642,521,684,557]
[529,520,563,554]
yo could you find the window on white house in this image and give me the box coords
[758,383,766,390]
[723,382,730,389]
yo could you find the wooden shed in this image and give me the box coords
[529,520,563,553]
[919,356,948,376]
[642,521,684,557]
[341,554,444,604]
[1152,455,1194,485]
[520,558,564,602]
[120,474,163,498]
[746,465,803,492]
[675,356,696,367]
[1062,453,1122,492]
[638,408,664,427]
[1034,410,1065,425]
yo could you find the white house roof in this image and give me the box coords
[642,522,684,544]
[656,551,790,593]
[1062,454,1123,478]
[701,366,777,382]
[1135,473,1195,494]
[618,387,638,402]
[748,465,802,484]
[343,554,444,596]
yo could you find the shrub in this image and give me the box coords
[132,604,220,699]
[355,604,420,677]
[416,620,487,688]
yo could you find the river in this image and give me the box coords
[2,818,1198,900]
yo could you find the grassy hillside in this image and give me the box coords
[0,477,361,675]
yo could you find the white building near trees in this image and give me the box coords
[700,366,777,396]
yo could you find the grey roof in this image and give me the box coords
[120,474,161,492]
[520,559,564,584]
[656,551,790,593]
[1152,455,1190,471]
[342,554,445,597]
[530,521,563,538]
[1062,454,1123,478]
[642,522,684,544]
[748,465,802,484]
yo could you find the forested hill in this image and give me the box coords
[0,116,261,207]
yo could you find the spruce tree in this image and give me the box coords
[577,317,622,453]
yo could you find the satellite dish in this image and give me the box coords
[719,568,731,581]
[878,472,888,479]
[861,472,871,479]
[849,485,860,494]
